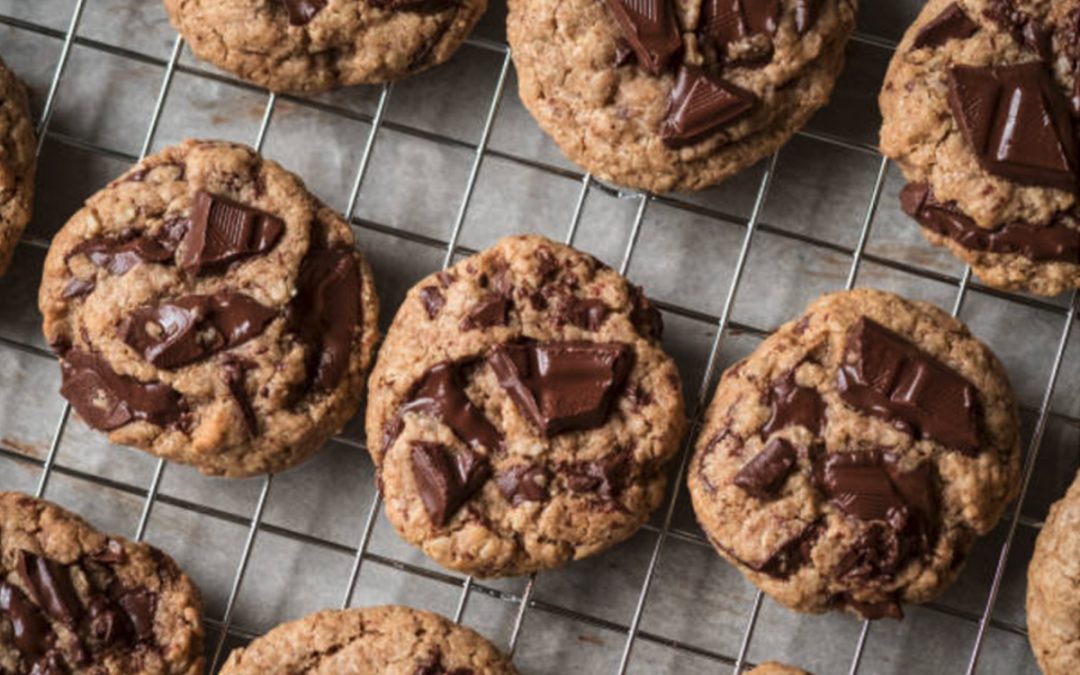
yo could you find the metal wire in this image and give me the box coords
[2,4,1076,674]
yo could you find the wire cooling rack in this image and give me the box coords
[0,1,1077,673]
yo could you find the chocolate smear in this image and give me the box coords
[281,0,326,25]
[496,464,549,505]
[733,438,797,499]
[399,361,503,452]
[602,0,682,75]
[179,191,284,275]
[60,350,186,431]
[488,340,633,436]
[411,442,491,527]
[836,317,980,455]
[760,370,824,437]
[660,65,756,148]
[913,3,978,49]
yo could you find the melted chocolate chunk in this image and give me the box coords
[947,62,1078,193]
[17,552,82,625]
[496,464,549,505]
[733,438,797,499]
[913,2,978,49]
[629,285,663,339]
[224,359,258,436]
[558,297,609,331]
[461,292,511,330]
[179,191,284,275]
[0,581,54,661]
[564,451,631,500]
[836,317,980,455]
[602,0,682,75]
[760,370,824,437]
[281,0,326,25]
[115,588,155,642]
[398,362,503,452]
[793,0,823,34]
[984,0,1052,60]
[660,65,756,148]
[756,521,822,578]
[700,0,780,48]
[60,350,186,431]
[287,245,361,392]
[900,182,1080,263]
[122,292,276,370]
[411,442,491,527]
[67,222,186,276]
[488,341,633,436]
[419,285,446,319]
[62,278,95,300]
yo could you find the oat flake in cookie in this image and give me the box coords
[220,605,517,674]
[507,0,858,193]
[38,139,380,477]
[881,0,1080,296]
[163,0,487,93]
[0,55,36,279]
[0,492,204,674]
[689,289,1020,620]
[365,235,686,577]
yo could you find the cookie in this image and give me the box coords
[507,0,858,193]
[689,289,1021,620]
[0,55,36,278]
[220,605,517,674]
[0,492,204,674]
[880,0,1080,296]
[748,663,811,675]
[1027,470,1080,675]
[38,139,380,477]
[163,0,487,93]
[365,235,686,577]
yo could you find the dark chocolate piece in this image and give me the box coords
[17,551,82,625]
[660,65,756,148]
[281,0,326,25]
[984,0,1052,60]
[700,0,780,48]
[602,0,682,75]
[900,182,1080,263]
[913,2,978,49]
[122,292,276,369]
[793,0,823,34]
[67,222,186,276]
[488,340,633,436]
[461,292,510,330]
[179,191,284,275]
[755,520,822,578]
[947,62,1077,193]
[733,438,797,499]
[60,350,186,431]
[558,297,609,331]
[496,464,549,505]
[62,278,95,300]
[0,581,53,661]
[760,370,824,437]
[836,317,980,455]
[419,285,446,319]
[287,245,361,392]
[400,362,503,452]
[410,442,491,527]
[563,451,631,500]
[224,359,258,436]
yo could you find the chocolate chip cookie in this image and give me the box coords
[220,605,517,674]
[507,0,858,193]
[881,0,1080,296]
[1027,470,1080,675]
[163,0,488,93]
[689,289,1020,620]
[0,491,204,674]
[0,55,36,278]
[365,235,686,577]
[38,139,380,477]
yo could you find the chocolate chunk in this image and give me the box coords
[900,182,1080,263]
[836,317,980,455]
[410,442,491,527]
[419,285,446,319]
[67,222,186,276]
[913,3,978,49]
[88,594,133,649]
[629,285,663,339]
[563,451,631,500]
[760,370,824,437]
[756,521,822,578]
[558,297,609,331]
[0,581,54,660]
[947,62,1078,193]
[461,292,510,330]
[60,350,187,431]
[224,359,258,436]
[793,0,823,34]
[17,551,82,625]
[62,277,95,300]
[660,65,756,148]
[984,0,1052,60]
[488,341,633,436]
[834,521,903,582]
[400,362,503,452]
[123,292,276,370]
[115,588,156,642]
[281,0,326,25]
[496,464,549,505]
[602,0,682,75]
[287,245,361,392]
[733,438,797,499]
[179,191,284,275]
[700,0,780,48]
[819,452,906,522]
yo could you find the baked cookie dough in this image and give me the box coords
[0,55,36,278]
[163,0,488,92]
[39,139,380,477]
[0,492,203,674]
[881,0,1080,296]
[689,289,1021,619]
[507,0,858,193]
[365,235,686,577]
[1027,470,1080,675]
[748,663,811,675]
[220,605,517,674]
